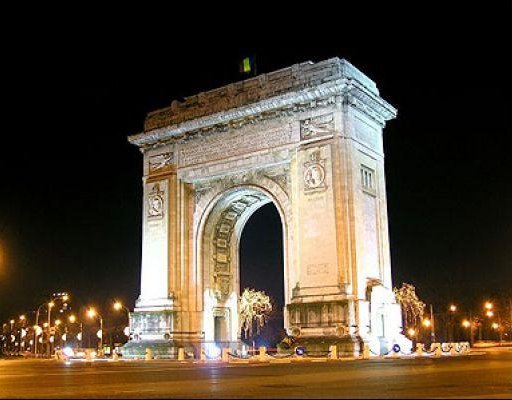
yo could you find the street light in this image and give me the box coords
[485,302,493,310]
[422,319,431,328]
[86,308,103,352]
[113,301,130,318]
[486,310,494,318]
[34,293,70,357]
[448,304,457,341]
[67,315,83,349]
[462,320,471,328]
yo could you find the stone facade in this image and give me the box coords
[124,58,410,358]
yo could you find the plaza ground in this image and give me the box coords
[0,348,510,398]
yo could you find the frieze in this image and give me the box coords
[178,124,293,167]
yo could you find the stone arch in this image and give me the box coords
[194,175,293,342]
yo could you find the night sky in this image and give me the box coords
[1,5,510,323]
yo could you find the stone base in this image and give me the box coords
[293,335,363,357]
[121,340,197,359]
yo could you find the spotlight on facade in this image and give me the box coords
[407,328,416,337]
[449,304,457,312]
[462,320,471,328]
[486,310,494,318]
[485,302,493,310]
[422,319,431,328]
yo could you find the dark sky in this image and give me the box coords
[1,4,511,323]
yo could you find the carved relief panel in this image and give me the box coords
[147,183,165,220]
[303,149,327,193]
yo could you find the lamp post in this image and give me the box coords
[34,293,70,357]
[87,308,103,353]
[46,301,54,357]
[425,304,436,343]
[448,304,457,342]
[9,319,15,355]
[113,301,131,350]
[68,315,83,349]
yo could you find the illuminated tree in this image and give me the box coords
[393,283,426,330]
[239,288,272,339]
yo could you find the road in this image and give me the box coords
[0,349,510,398]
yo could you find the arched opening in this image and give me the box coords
[199,184,289,347]
[239,202,285,348]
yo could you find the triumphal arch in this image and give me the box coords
[123,58,409,358]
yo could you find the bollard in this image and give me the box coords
[178,347,185,361]
[145,348,153,360]
[112,350,119,361]
[200,348,207,361]
[449,342,457,356]
[433,343,442,357]
[329,345,337,360]
[362,343,370,359]
[390,345,400,358]
[221,347,230,363]
[258,346,267,361]
[415,343,423,356]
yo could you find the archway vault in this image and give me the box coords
[195,172,292,342]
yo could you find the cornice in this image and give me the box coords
[129,80,396,148]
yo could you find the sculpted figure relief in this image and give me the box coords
[147,183,165,218]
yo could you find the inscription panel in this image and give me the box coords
[179,125,293,167]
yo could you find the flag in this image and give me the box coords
[240,56,257,76]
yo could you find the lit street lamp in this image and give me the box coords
[87,308,103,352]
[68,315,83,349]
[113,301,131,320]
[34,293,70,357]
[448,304,457,341]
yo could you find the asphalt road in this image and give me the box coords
[0,349,511,398]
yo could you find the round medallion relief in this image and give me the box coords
[303,164,325,189]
